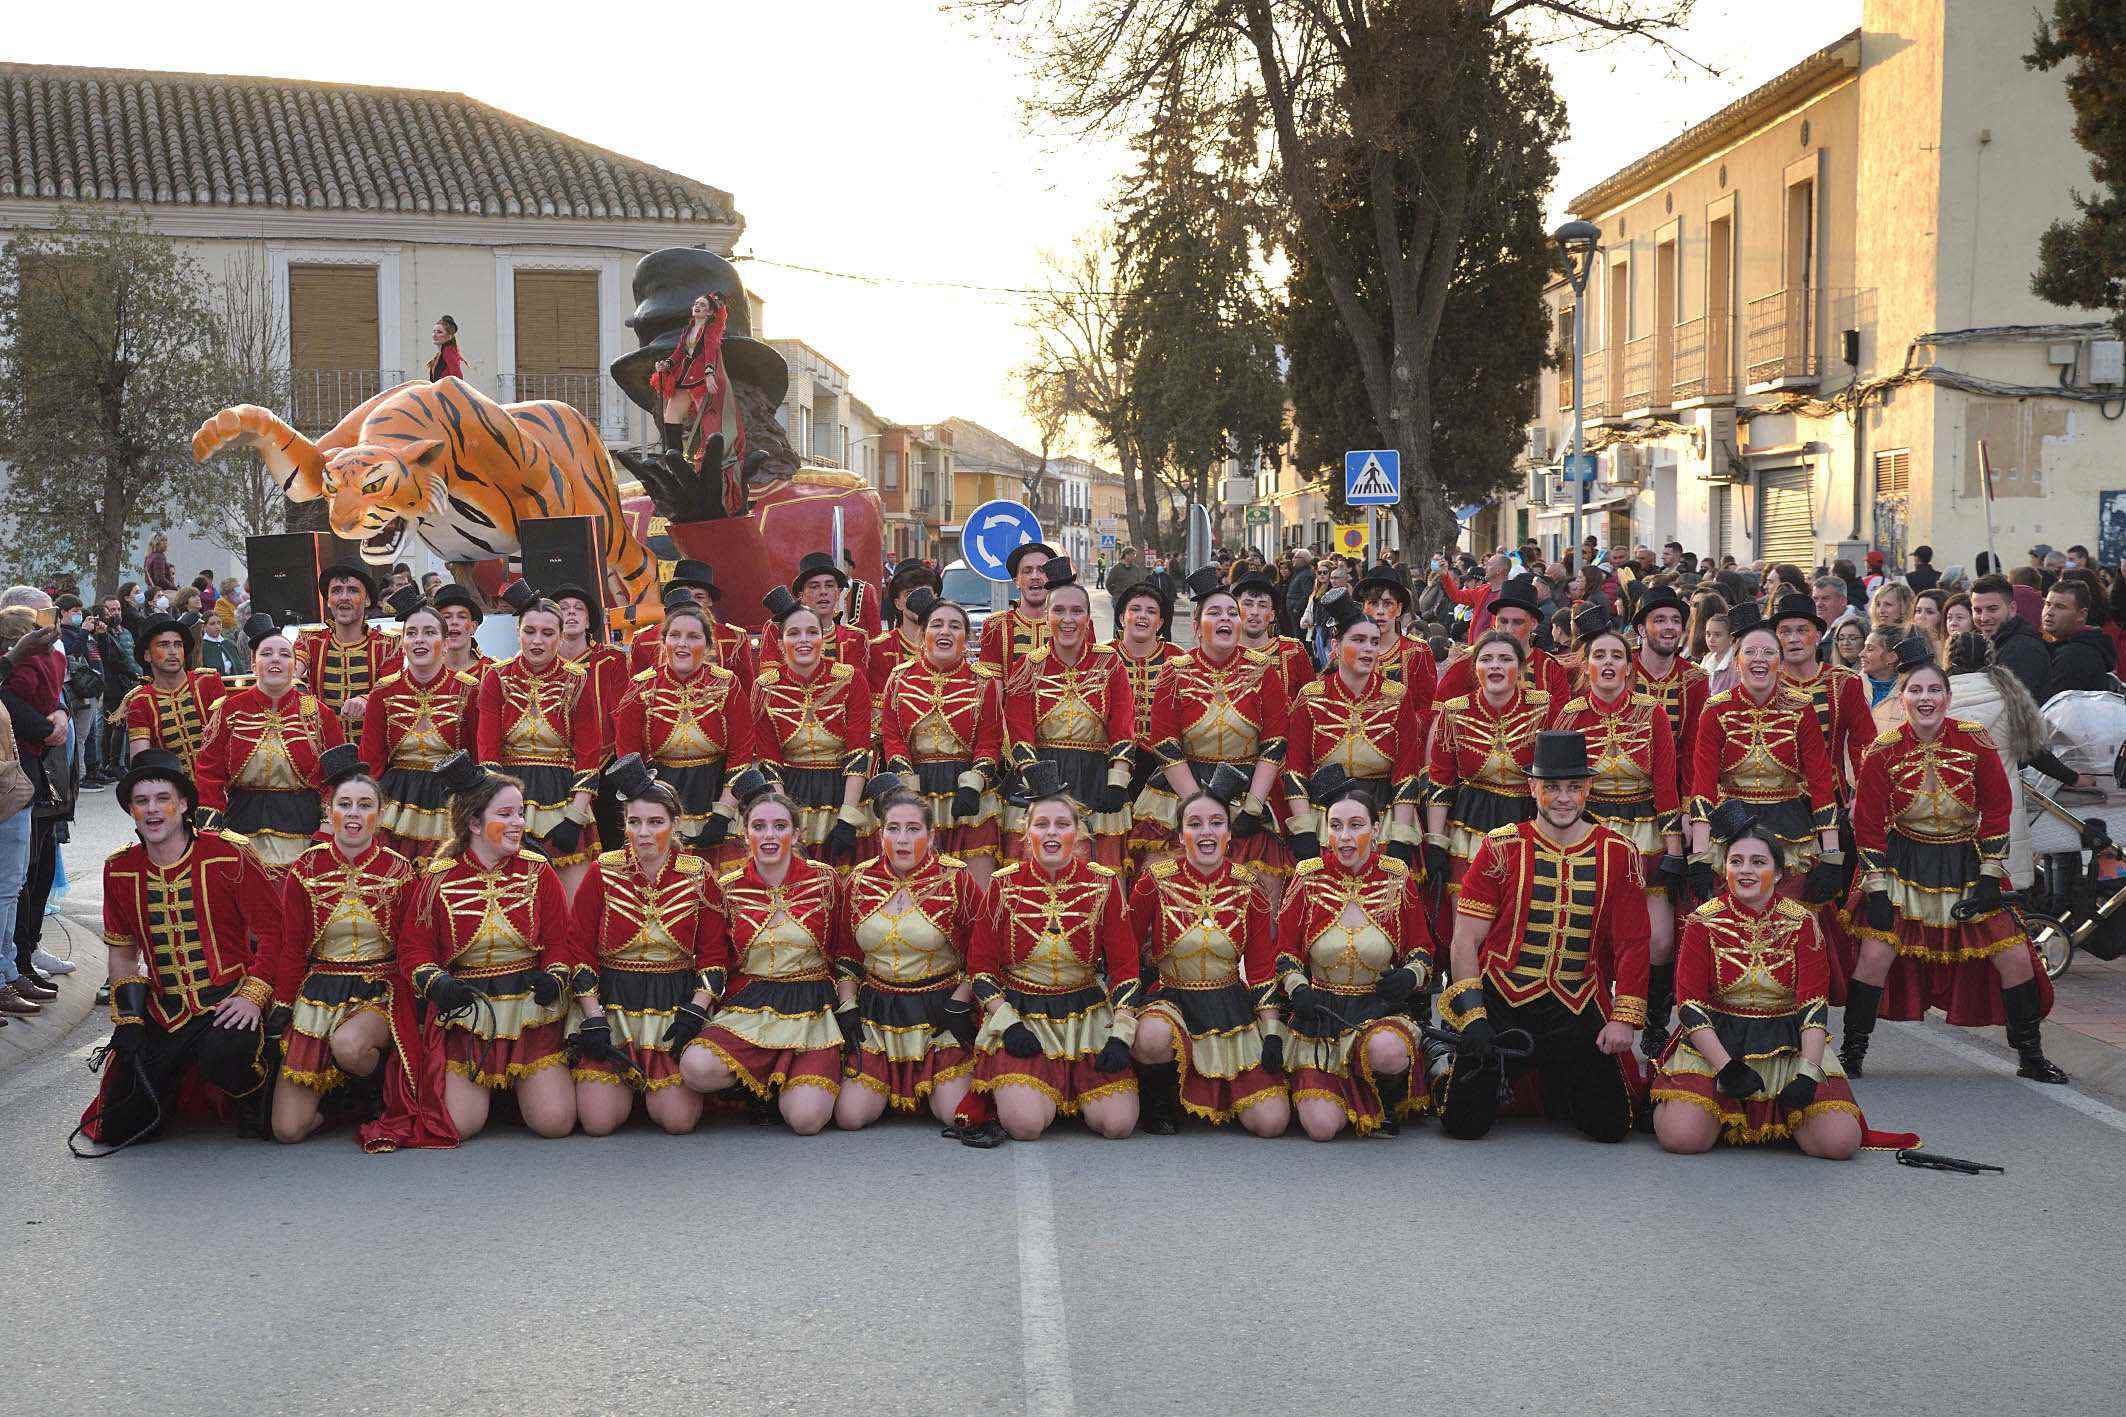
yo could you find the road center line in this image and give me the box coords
[1014,1144,1076,1417]
[1890,1020,2126,1135]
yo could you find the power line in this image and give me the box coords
[730,251,1124,303]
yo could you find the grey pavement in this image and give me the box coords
[5,774,2122,1415]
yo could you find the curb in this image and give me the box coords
[1912,1015,2126,1111]
[0,911,108,1076]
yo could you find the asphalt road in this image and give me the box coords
[7,749,2124,1415]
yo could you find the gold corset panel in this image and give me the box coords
[1889,740,1981,842]
[441,868,541,972]
[1707,912,1800,1016]
[1036,680,1107,751]
[312,876,396,966]
[1011,926,1100,992]
[1178,663,1262,764]
[856,898,958,983]
[909,707,969,761]
[740,909,829,980]
[1584,703,1657,800]
[1307,910,1395,992]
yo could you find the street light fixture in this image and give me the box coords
[1553,219,1602,561]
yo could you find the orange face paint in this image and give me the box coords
[483,819,513,847]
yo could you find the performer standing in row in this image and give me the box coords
[1127,765,1288,1137]
[1424,631,1557,907]
[554,584,631,759]
[1838,640,2068,1084]
[678,785,846,1135]
[1629,585,1709,781]
[1772,594,1874,787]
[751,593,873,864]
[1275,775,1431,1140]
[758,552,872,682]
[615,599,750,856]
[1113,580,1185,871]
[832,784,983,1131]
[1001,561,1135,866]
[1234,567,1314,703]
[1437,732,1647,1144]
[434,585,492,681]
[76,750,277,1150]
[872,559,945,687]
[361,598,479,860]
[476,583,601,889]
[978,541,1055,678]
[629,560,752,688]
[968,763,1139,1141]
[877,593,1003,883]
[565,759,724,1137]
[1282,592,1425,866]
[400,755,575,1141]
[1554,606,1687,1053]
[266,751,452,1150]
[119,613,225,774]
[1356,565,1438,705]
[299,563,399,735]
[1433,576,1571,702]
[1651,812,1861,1158]
[194,614,345,872]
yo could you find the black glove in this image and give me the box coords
[1963,875,2004,912]
[1096,781,1131,815]
[825,819,859,858]
[1863,890,1895,932]
[1715,1058,1764,1099]
[1655,854,1688,890]
[1688,860,1719,899]
[567,1016,616,1065]
[424,970,476,1013]
[661,1001,709,1055]
[1001,1021,1043,1059]
[1372,966,1420,1005]
[264,1003,294,1040]
[930,995,979,1048]
[1421,843,1451,887]
[109,1020,146,1062]
[1094,1037,1131,1074]
[837,1004,865,1050]
[1801,858,1843,905]
[1287,982,1326,1021]
[1230,802,1266,838]
[952,785,982,820]
[694,813,731,848]
[1776,1073,1819,1113]
[530,970,563,1007]
[1258,1034,1285,1076]
[1286,831,1320,862]
[1455,1016,1496,1070]
[544,819,583,857]
[1386,840,1419,869]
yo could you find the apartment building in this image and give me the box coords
[880,423,955,563]
[1507,0,2124,574]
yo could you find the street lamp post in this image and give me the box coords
[1553,220,1601,562]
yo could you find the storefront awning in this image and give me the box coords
[1533,489,1635,522]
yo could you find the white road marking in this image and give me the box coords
[1014,1144,1076,1417]
[1891,1020,2126,1135]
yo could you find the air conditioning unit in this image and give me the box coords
[1605,445,1645,487]
[1527,425,1552,461]
[1698,406,1739,481]
[1526,469,1551,506]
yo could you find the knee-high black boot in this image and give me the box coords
[2003,980,2069,1084]
[1372,1070,1410,1138]
[1137,1061,1181,1135]
[1641,962,1675,1058]
[1839,980,1882,1078]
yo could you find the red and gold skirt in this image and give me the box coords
[692,975,844,1098]
[1652,1023,1861,1146]
[570,964,696,1093]
[973,984,1136,1114]
[436,963,568,1089]
[1833,838,2048,1026]
[511,762,598,867]
[1286,991,1426,1136]
[847,969,974,1110]
[281,964,396,1093]
[1138,981,1284,1124]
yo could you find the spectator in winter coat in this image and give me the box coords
[1971,574,2052,704]
[1906,546,1940,593]
[2040,580,2117,701]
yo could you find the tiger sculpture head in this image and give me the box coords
[321,439,445,563]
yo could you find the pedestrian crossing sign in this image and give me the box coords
[1344,449,1401,506]
[1332,522,1369,556]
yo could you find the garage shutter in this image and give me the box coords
[1755,464,1816,568]
[1709,483,1734,563]
[514,271,600,421]
[287,265,380,431]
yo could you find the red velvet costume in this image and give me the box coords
[1382,632,1440,713]
[296,625,402,716]
[119,669,226,772]
[564,847,726,1093]
[1127,858,1283,1123]
[1688,684,1838,880]
[878,658,1003,863]
[694,855,844,1100]
[1117,640,1188,865]
[1652,894,1860,1144]
[1781,662,1876,786]
[1282,668,1426,849]
[615,663,752,843]
[1839,720,2046,1026]
[1247,636,1317,705]
[1273,853,1432,1134]
[566,641,634,761]
[1632,655,1709,792]
[399,851,573,1088]
[969,855,1138,1114]
[868,622,928,693]
[358,665,480,858]
[1426,683,1557,902]
[475,656,601,866]
[1434,644,1571,705]
[832,851,983,1110]
[78,832,279,1144]
[628,619,756,690]
[748,659,873,858]
[1553,689,1681,875]
[1135,646,1289,873]
[976,606,1051,681]
[266,839,455,1150]
[194,686,346,871]
[1002,642,1136,864]
[758,618,872,683]
[650,299,745,512]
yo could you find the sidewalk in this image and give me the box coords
[2028,950,2126,1103]
[0,911,108,1076]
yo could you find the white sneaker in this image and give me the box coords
[30,949,76,976]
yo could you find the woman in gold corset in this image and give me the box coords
[475,585,601,893]
[877,595,1004,885]
[359,600,478,859]
[613,601,749,859]
[1424,630,1556,909]
[749,594,873,865]
[831,786,982,1130]
[193,614,347,872]
[1000,566,1137,867]
[1277,781,1432,1140]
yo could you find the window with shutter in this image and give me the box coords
[288,265,381,432]
[1873,448,1910,497]
[513,270,600,422]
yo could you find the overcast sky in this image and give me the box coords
[12,0,1862,454]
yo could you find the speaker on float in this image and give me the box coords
[517,515,606,613]
[247,533,328,627]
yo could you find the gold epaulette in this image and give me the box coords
[455,669,484,688]
[936,852,966,869]
[828,662,855,684]
[596,848,629,868]
[1379,854,1411,876]
[1686,896,1727,924]
[756,664,784,687]
[1294,680,1325,704]
[1772,896,1811,924]
[1871,725,1903,748]
[1086,861,1118,877]
[1379,680,1406,701]
[293,839,337,865]
[1955,717,1998,751]
[632,667,658,684]
[716,863,749,889]
[991,861,1026,882]
[104,841,140,867]
[1290,857,1324,877]
[672,853,707,875]
[1243,647,1272,667]
[1439,694,1473,714]
[1147,858,1181,880]
[1527,689,1552,707]
[970,661,1001,680]
[211,827,251,847]
[1486,823,1521,841]
[374,670,406,691]
[1233,860,1260,884]
[521,849,550,864]
[425,854,456,874]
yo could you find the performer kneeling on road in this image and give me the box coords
[1650,807,1862,1159]
[76,750,278,1150]
[1438,731,1648,1143]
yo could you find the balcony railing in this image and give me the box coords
[290,368,400,434]
[1618,335,1658,412]
[1745,288,1816,387]
[504,371,604,425]
[1576,356,1607,419]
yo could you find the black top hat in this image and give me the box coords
[761,586,802,623]
[609,248,791,415]
[1490,575,1544,618]
[1770,593,1824,633]
[664,559,722,602]
[1893,630,1938,674]
[1183,566,1229,602]
[384,584,426,622]
[1707,799,1768,845]
[316,743,369,789]
[433,585,485,622]
[241,611,282,645]
[1004,541,1055,578]
[548,583,599,612]
[1230,569,1278,599]
[317,562,379,602]
[790,550,848,593]
[726,765,777,813]
[1630,584,1689,626]
[135,614,195,669]
[1041,557,1079,590]
[499,579,541,616]
[1201,762,1252,808]
[116,747,196,808]
[887,559,942,599]
[1725,601,1769,640]
[1317,589,1368,640]
[1307,764,1383,814]
[662,583,703,612]
[903,588,940,626]
[604,753,658,803]
[1526,730,1594,780]
[1018,758,1072,805]
[1572,602,1619,643]
[436,751,492,799]
[1355,564,1411,609]
[862,771,906,813]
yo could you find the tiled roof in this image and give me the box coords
[0,62,735,222]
